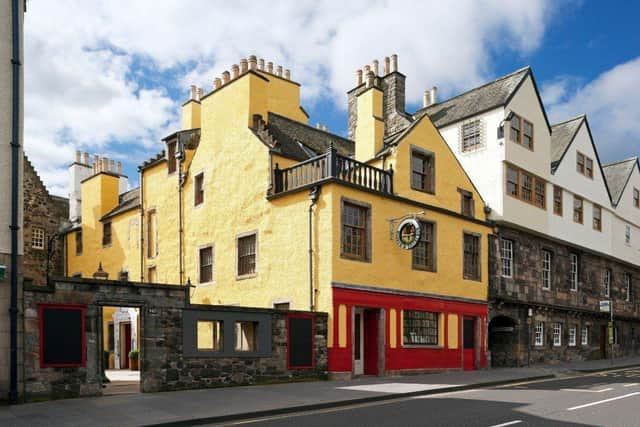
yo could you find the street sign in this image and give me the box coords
[599,300,611,312]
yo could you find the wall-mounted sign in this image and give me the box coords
[599,300,611,313]
[395,218,421,250]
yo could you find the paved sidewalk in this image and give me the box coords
[1,357,639,427]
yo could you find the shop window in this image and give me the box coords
[235,321,258,352]
[463,233,481,281]
[237,233,257,277]
[199,245,214,284]
[412,221,435,271]
[32,227,45,250]
[403,310,438,346]
[39,304,86,368]
[197,320,223,351]
[411,149,435,193]
[102,222,112,246]
[341,200,370,261]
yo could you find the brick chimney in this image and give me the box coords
[347,54,411,141]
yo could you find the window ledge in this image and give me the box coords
[340,254,371,264]
[402,344,443,349]
[236,273,257,281]
[197,281,215,287]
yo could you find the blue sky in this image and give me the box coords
[23,1,639,196]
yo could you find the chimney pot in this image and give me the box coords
[284,69,290,80]
[356,69,363,85]
[258,58,265,70]
[189,84,197,100]
[430,86,438,104]
[248,55,257,70]
[240,58,248,73]
[109,159,115,172]
[214,78,222,89]
[83,152,90,165]
[75,150,81,163]
[276,65,283,77]
[364,64,371,75]
[316,123,321,129]
[384,56,390,75]
[365,71,375,88]
[117,161,122,174]
[423,90,431,108]
[391,54,398,72]
[196,87,203,100]
[222,71,230,83]
[232,64,239,79]
[372,60,379,76]
[267,62,274,73]
[101,158,108,172]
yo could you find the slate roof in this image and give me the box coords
[140,150,166,170]
[603,157,639,206]
[414,67,531,128]
[101,188,141,220]
[550,115,585,173]
[266,112,354,161]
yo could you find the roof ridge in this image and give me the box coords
[268,112,354,145]
[414,65,530,115]
[603,156,639,168]
[551,114,586,127]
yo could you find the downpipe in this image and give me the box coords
[308,186,320,311]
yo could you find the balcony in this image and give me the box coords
[272,147,394,196]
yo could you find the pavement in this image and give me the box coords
[1,357,639,427]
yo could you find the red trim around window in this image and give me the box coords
[38,304,86,368]
[286,313,315,370]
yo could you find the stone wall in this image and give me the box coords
[22,277,327,401]
[489,227,640,365]
[23,155,69,286]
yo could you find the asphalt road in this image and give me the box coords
[213,367,640,427]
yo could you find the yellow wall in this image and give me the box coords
[181,100,201,130]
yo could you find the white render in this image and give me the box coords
[436,72,640,267]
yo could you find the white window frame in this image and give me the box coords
[581,326,589,346]
[553,323,562,347]
[604,269,611,298]
[542,250,552,290]
[534,321,544,346]
[625,273,632,302]
[625,224,632,246]
[500,238,513,278]
[460,119,483,152]
[570,253,579,291]
[568,326,576,347]
[32,227,45,250]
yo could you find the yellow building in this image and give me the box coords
[65,55,492,376]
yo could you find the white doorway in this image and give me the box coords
[354,308,364,375]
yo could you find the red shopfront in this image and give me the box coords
[329,285,487,377]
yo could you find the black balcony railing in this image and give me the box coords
[273,146,393,195]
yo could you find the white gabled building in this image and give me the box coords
[414,66,640,365]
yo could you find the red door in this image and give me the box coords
[463,317,476,371]
[363,310,379,375]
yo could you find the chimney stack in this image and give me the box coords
[248,55,257,70]
[117,161,122,174]
[365,71,375,88]
[372,60,379,76]
[276,65,283,77]
[222,71,230,83]
[383,56,390,75]
[189,84,197,100]
[267,61,273,73]
[109,159,115,172]
[356,69,363,86]
[430,86,438,104]
[196,87,203,101]
[258,58,265,70]
[240,58,248,73]
[214,78,222,89]
[284,69,290,80]
[101,157,108,172]
[364,64,371,75]
[93,155,99,173]
[75,150,81,163]
[391,54,398,72]
[232,64,239,79]
[423,90,431,108]
[83,152,90,165]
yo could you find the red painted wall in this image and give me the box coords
[328,287,487,374]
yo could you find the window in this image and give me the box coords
[576,152,594,178]
[542,250,552,290]
[553,323,562,346]
[500,238,513,278]
[460,189,475,217]
[235,321,258,351]
[461,120,482,152]
[509,113,533,150]
[569,326,577,347]
[625,224,631,245]
[102,222,112,246]
[199,246,214,284]
[534,321,544,346]
[411,150,435,193]
[167,141,177,174]
[197,320,223,351]
[237,233,257,277]
[341,201,370,261]
[75,229,82,255]
[505,164,546,209]
[570,253,579,291]
[553,186,563,216]
[463,233,481,281]
[403,311,439,345]
[573,196,583,224]
[412,221,435,271]
[592,205,602,231]
[32,227,45,250]
[634,188,639,208]
[147,266,157,283]
[194,173,204,206]
[147,210,158,258]
[581,326,589,345]
[625,273,632,302]
[603,268,611,297]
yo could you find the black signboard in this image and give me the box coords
[40,305,85,367]
[288,315,313,368]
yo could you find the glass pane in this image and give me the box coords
[235,321,258,351]
[197,320,223,351]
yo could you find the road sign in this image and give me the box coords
[600,300,611,312]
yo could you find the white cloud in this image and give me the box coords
[24,0,557,196]
[546,57,640,163]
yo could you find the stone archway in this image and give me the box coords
[489,315,518,367]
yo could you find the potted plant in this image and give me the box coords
[128,349,139,371]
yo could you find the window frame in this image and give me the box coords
[505,163,546,210]
[603,268,611,298]
[625,224,631,246]
[542,249,552,290]
[75,228,83,255]
[461,119,483,152]
[234,321,259,352]
[410,147,435,194]
[340,198,371,262]
[553,185,563,216]
[102,221,112,247]
[463,232,481,282]
[509,112,534,150]
[32,227,45,250]
[568,325,577,347]
[570,253,579,291]
[194,172,205,207]
[412,220,436,272]
[402,310,440,346]
[198,244,214,285]
[576,151,594,179]
[625,273,632,302]
[573,196,584,224]
[236,231,258,279]
[592,205,602,231]
[634,188,640,209]
[500,238,513,279]
[458,188,475,218]
[38,303,87,368]
[534,321,544,347]
[196,320,223,352]
[167,140,177,174]
[553,322,562,347]
[581,326,589,346]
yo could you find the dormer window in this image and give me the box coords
[167,141,177,174]
[509,113,533,150]
[576,152,593,178]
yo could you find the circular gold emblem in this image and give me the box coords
[396,218,421,250]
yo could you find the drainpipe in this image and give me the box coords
[9,0,22,404]
[308,186,320,311]
[177,142,184,286]
[139,167,144,282]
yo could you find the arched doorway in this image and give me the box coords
[489,315,518,367]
